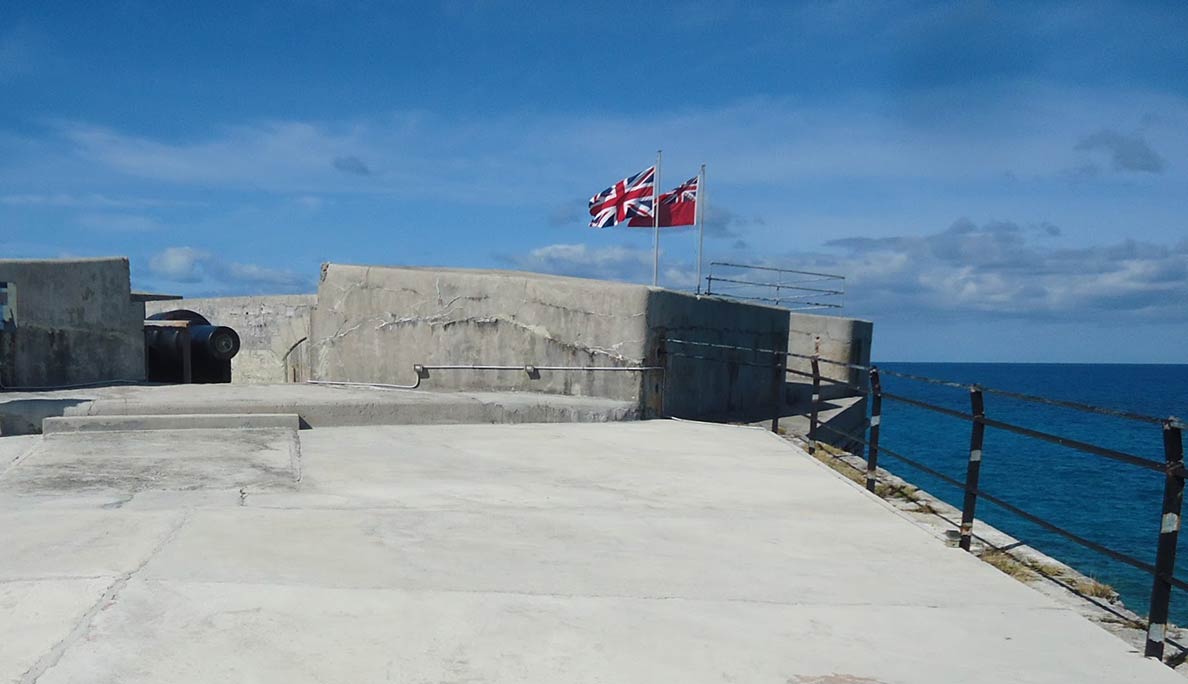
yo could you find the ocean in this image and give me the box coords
[872,362,1188,622]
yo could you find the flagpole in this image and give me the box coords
[696,163,706,295]
[652,150,661,287]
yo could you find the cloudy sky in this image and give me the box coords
[2,1,1186,362]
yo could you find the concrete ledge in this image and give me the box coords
[42,413,301,435]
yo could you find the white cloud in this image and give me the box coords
[147,246,311,293]
[149,246,206,282]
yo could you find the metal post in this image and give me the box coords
[652,150,661,287]
[770,349,784,433]
[808,355,821,455]
[1145,419,1185,661]
[959,386,986,552]
[866,367,882,493]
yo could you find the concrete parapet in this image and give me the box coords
[310,264,789,419]
[786,311,873,403]
[146,295,316,384]
[0,257,145,388]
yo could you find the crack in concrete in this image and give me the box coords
[18,511,190,684]
[0,439,41,482]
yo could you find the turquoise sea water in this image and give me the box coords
[872,363,1188,622]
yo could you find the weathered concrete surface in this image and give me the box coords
[0,421,1177,683]
[1,427,298,495]
[311,264,788,419]
[146,295,316,384]
[0,258,145,388]
[0,383,638,434]
[787,311,874,402]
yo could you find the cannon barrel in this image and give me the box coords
[145,310,240,383]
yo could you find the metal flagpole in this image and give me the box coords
[696,163,706,294]
[652,149,661,287]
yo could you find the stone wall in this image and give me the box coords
[786,312,874,402]
[310,264,789,419]
[0,258,145,388]
[146,295,316,384]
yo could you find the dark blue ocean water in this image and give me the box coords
[873,363,1188,622]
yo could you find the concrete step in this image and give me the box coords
[42,413,301,435]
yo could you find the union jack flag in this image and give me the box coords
[588,166,655,228]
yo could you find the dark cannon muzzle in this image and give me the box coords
[146,310,241,383]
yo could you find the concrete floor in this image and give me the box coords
[0,420,1179,683]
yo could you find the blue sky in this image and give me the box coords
[2,1,1186,362]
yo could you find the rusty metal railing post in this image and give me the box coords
[770,349,784,433]
[807,354,821,455]
[866,367,882,493]
[1145,418,1185,661]
[959,385,986,552]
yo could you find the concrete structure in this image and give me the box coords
[0,258,145,389]
[0,420,1177,683]
[146,295,316,384]
[311,264,789,419]
[786,311,874,403]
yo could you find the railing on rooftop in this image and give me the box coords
[661,337,1186,666]
[703,262,845,310]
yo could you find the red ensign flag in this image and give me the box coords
[628,175,698,227]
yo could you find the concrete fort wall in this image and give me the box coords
[310,264,789,419]
[786,311,874,402]
[146,295,316,384]
[650,291,789,419]
[0,257,145,388]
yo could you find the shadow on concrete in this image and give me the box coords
[0,398,90,436]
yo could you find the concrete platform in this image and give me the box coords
[0,420,1178,683]
[0,383,638,435]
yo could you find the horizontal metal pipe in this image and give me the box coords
[785,350,872,371]
[880,391,1166,472]
[784,367,868,393]
[666,352,780,369]
[704,275,844,295]
[708,261,846,279]
[419,364,662,372]
[715,293,845,309]
[308,378,421,390]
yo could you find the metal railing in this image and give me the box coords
[664,336,1186,664]
[703,262,845,310]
